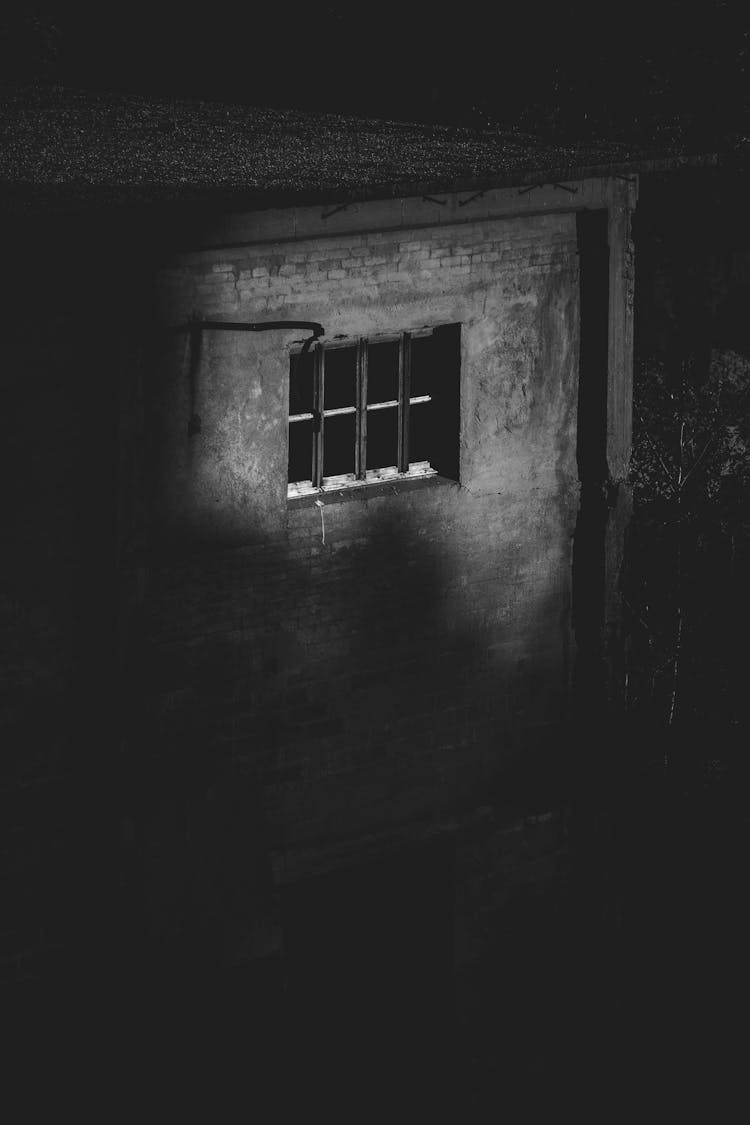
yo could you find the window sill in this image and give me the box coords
[287,470,459,508]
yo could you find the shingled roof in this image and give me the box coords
[0,84,718,216]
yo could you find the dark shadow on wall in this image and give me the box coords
[0,210,157,992]
[119,493,567,1015]
[118,476,580,1043]
[3,176,745,1107]
[119,501,481,956]
[279,836,458,1114]
[115,509,467,1090]
[2,210,588,1117]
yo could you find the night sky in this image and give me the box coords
[2,1,748,143]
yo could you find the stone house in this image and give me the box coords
[136,125,640,1036]
[0,87,711,1057]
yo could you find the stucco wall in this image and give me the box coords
[143,209,581,852]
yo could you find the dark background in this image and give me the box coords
[2,1,748,143]
[1,1,748,1112]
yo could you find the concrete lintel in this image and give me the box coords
[174,178,614,261]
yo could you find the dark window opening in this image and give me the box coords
[409,398,432,464]
[323,412,356,477]
[323,344,357,410]
[288,325,461,494]
[367,339,400,404]
[366,403,398,471]
[288,417,314,486]
[289,347,315,416]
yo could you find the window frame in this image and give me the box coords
[288,328,439,497]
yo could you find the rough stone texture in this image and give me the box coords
[1,178,635,1022]
[121,201,591,989]
[152,211,580,545]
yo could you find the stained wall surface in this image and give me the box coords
[142,207,581,863]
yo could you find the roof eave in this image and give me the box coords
[201,150,722,216]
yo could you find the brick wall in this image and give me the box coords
[116,204,583,978]
[147,213,578,804]
[150,211,579,540]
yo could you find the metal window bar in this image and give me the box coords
[397,332,411,472]
[288,329,436,488]
[312,345,323,488]
[356,338,367,480]
[364,397,430,412]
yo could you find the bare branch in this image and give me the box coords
[679,432,717,490]
[633,408,680,495]
[679,372,750,490]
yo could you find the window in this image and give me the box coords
[288,324,460,496]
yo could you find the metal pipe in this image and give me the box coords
[190,317,324,338]
[185,318,324,437]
